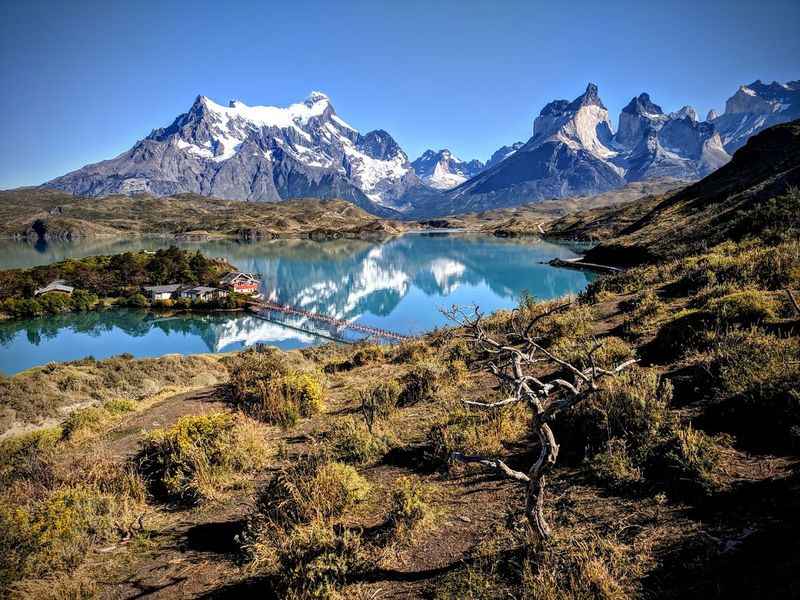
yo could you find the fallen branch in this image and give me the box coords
[450,452,531,482]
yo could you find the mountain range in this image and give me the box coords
[44,79,800,218]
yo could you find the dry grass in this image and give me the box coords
[0,353,228,436]
[136,412,272,505]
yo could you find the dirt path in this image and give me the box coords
[106,386,228,458]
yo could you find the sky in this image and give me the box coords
[1,0,799,189]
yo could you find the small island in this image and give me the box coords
[0,246,260,319]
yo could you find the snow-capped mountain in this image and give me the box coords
[410,149,484,189]
[615,93,730,182]
[45,92,424,216]
[414,84,628,215]
[710,80,800,153]
[415,83,750,216]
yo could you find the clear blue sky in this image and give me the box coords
[1,0,798,189]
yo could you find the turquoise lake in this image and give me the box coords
[0,234,595,374]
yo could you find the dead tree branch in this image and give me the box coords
[443,302,637,539]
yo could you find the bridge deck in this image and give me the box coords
[248,301,410,342]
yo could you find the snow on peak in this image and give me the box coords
[670,106,698,122]
[305,91,331,106]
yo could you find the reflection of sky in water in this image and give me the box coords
[0,234,595,374]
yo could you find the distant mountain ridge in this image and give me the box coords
[410,149,484,189]
[42,79,799,218]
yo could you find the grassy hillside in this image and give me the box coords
[0,189,408,240]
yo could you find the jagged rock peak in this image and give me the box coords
[569,82,606,110]
[623,93,663,116]
[707,109,719,121]
[670,106,698,122]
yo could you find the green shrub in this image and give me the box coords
[0,485,116,587]
[254,453,370,527]
[521,532,641,600]
[271,522,366,600]
[391,339,432,364]
[559,366,672,463]
[61,406,109,441]
[61,399,137,441]
[282,372,325,417]
[588,439,642,489]
[702,329,800,451]
[428,404,528,463]
[387,477,433,539]
[324,416,390,465]
[660,426,729,496]
[399,360,445,406]
[0,428,60,486]
[622,289,665,337]
[136,412,271,504]
[359,379,401,431]
[227,348,324,427]
[705,290,779,325]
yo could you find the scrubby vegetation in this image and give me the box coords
[227,347,326,427]
[0,352,228,436]
[136,412,271,504]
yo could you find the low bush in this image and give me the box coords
[391,339,433,364]
[0,485,117,587]
[521,532,642,600]
[227,348,324,427]
[261,521,366,600]
[588,439,642,489]
[254,453,370,527]
[0,427,60,486]
[359,379,401,431]
[622,289,665,337]
[558,366,672,463]
[386,477,433,539]
[61,397,138,442]
[324,416,391,465]
[705,290,779,326]
[659,426,730,496]
[428,403,528,464]
[399,360,446,406]
[136,412,271,504]
[702,329,800,451]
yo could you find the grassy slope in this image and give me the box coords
[0,188,408,240]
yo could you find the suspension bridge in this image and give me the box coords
[247,300,411,343]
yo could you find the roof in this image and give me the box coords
[183,286,218,294]
[143,284,183,294]
[34,281,75,295]
[220,271,259,285]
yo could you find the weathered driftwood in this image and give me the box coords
[445,302,636,539]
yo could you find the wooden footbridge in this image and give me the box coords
[248,300,410,343]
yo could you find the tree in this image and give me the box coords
[445,301,636,539]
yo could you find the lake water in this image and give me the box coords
[0,234,595,374]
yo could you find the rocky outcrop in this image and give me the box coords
[711,80,800,152]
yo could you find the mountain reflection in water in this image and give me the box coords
[0,234,595,374]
